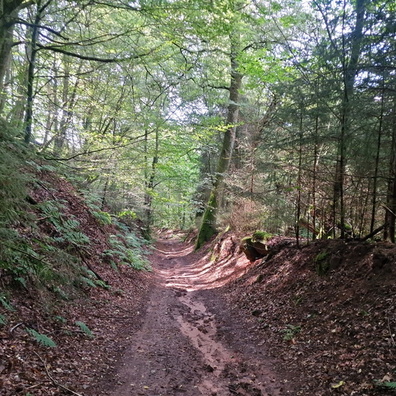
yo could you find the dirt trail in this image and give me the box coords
[94,237,292,396]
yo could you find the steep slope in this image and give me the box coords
[0,161,152,395]
[223,238,396,395]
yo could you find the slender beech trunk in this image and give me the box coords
[43,59,58,146]
[0,18,14,115]
[24,3,42,144]
[312,113,319,240]
[53,58,83,154]
[0,1,28,114]
[143,128,159,239]
[23,0,53,144]
[195,34,243,249]
[54,56,71,154]
[101,177,110,210]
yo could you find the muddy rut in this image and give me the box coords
[94,237,291,396]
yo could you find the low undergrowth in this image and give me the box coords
[0,125,152,394]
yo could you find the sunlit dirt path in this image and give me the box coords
[93,235,292,396]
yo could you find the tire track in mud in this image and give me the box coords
[94,237,290,396]
[175,290,235,395]
[174,289,285,396]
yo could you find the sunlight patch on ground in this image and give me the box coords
[155,239,256,291]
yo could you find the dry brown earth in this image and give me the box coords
[2,207,395,396]
[91,233,294,396]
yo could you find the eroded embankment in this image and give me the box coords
[222,238,396,396]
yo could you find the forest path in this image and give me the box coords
[96,236,291,396]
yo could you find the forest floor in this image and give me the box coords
[90,233,293,396]
[2,227,396,395]
[88,231,396,396]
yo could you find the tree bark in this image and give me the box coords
[24,1,46,144]
[0,0,30,114]
[370,82,384,233]
[384,100,396,242]
[195,34,243,249]
[143,127,159,239]
[333,0,366,238]
[296,106,304,248]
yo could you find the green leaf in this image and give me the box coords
[75,321,94,338]
[331,380,345,389]
[26,328,57,347]
[375,381,396,389]
[0,295,15,311]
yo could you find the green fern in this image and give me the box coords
[38,201,90,246]
[52,286,70,300]
[95,279,110,289]
[79,268,109,289]
[92,210,112,225]
[128,252,152,271]
[0,295,15,311]
[0,314,7,325]
[80,276,98,288]
[54,315,67,323]
[15,277,27,288]
[110,260,119,271]
[375,380,396,390]
[105,233,151,271]
[75,321,94,338]
[26,328,57,347]
[281,324,302,341]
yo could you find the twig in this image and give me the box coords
[361,223,386,241]
[33,351,83,396]
[381,204,396,217]
[10,322,24,333]
[387,316,395,347]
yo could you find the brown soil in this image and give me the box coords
[89,233,396,396]
[91,233,293,395]
[223,238,396,396]
[2,169,395,396]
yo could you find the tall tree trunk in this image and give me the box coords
[0,1,28,115]
[53,56,71,154]
[143,127,159,239]
[334,0,366,238]
[53,57,83,154]
[295,106,303,247]
[24,2,42,144]
[312,112,319,240]
[370,83,384,233]
[24,0,53,144]
[195,35,243,249]
[194,149,213,227]
[384,100,396,242]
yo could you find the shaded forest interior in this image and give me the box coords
[1,2,396,395]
